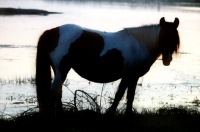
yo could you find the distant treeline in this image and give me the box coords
[0,8,61,15]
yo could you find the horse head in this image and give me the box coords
[159,17,180,66]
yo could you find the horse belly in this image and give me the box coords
[72,62,123,83]
[60,29,125,83]
[71,48,124,83]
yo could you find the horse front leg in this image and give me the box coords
[107,77,129,115]
[126,77,139,115]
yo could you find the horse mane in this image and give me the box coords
[123,24,160,51]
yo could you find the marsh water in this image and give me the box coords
[0,0,200,118]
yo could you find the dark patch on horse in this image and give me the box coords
[59,30,124,82]
[58,30,104,81]
[97,48,124,82]
[137,63,151,77]
[72,48,124,83]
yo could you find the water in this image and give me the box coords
[0,0,200,117]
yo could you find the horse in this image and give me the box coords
[36,17,180,116]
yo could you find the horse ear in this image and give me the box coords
[160,17,165,27]
[174,17,179,29]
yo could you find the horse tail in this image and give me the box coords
[36,27,59,114]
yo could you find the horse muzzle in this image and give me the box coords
[162,53,172,66]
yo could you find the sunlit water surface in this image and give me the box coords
[0,0,200,117]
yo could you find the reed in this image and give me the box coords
[0,76,36,84]
[1,86,200,132]
[0,80,200,131]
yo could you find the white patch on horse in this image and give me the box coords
[49,24,83,90]
[50,24,83,67]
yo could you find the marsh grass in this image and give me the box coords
[0,88,200,132]
[0,79,200,131]
[0,76,35,84]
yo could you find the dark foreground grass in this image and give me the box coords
[0,106,200,132]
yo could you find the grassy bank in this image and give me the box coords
[0,106,199,132]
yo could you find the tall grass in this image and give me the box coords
[0,78,200,131]
[0,76,35,84]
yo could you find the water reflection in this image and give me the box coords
[0,0,199,80]
[0,0,199,79]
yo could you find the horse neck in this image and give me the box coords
[124,25,161,58]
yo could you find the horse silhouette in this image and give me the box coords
[36,17,180,116]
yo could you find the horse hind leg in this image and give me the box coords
[50,56,71,117]
[49,74,64,117]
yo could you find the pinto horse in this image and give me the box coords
[36,17,180,116]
